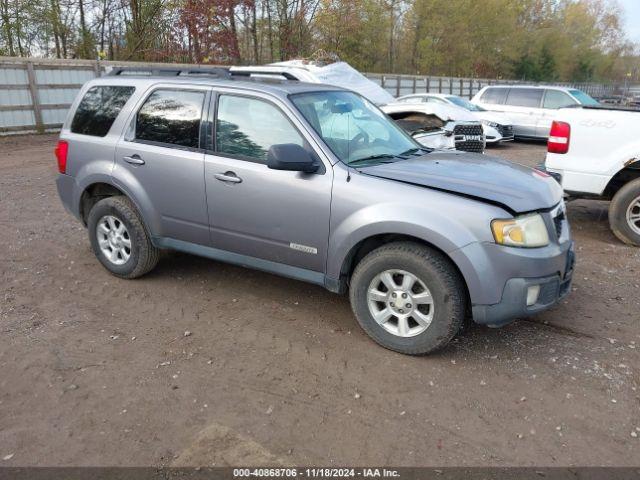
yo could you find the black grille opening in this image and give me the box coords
[497,124,514,137]
[553,211,565,239]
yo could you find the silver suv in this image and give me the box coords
[55,68,575,355]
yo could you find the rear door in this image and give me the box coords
[114,86,210,245]
[502,88,544,137]
[203,91,333,273]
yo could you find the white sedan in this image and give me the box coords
[396,93,514,145]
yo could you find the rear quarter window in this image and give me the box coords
[480,87,509,105]
[71,85,135,137]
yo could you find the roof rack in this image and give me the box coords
[107,66,233,78]
[229,69,300,81]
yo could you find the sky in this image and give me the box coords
[615,0,640,46]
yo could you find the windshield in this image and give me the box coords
[569,89,599,106]
[290,90,419,165]
[446,95,485,112]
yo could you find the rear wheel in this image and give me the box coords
[87,196,160,278]
[609,178,640,247]
[349,242,467,355]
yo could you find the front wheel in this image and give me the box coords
[609,178,640,247]
[349,242,467,355]
[87,196,160,278]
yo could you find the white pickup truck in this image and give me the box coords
[544,106,640,246]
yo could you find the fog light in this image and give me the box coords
[526,285,541,306]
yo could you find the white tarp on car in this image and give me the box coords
[271,60,396,106]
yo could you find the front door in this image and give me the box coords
[114,87,210,245]
[204,92,333,273]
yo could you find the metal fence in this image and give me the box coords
[0,56,635,135]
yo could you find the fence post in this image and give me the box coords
[25,62,44,134]
[449,78,453,94]
[412,76,416,94]
[94,60,101,77]
[438,77,442,93]
[425,76,430,93]
[381,75,386,90]
[460,79,464,96]
[396,75,401,97]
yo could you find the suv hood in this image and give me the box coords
[357,151,563,214]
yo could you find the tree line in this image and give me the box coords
[1,0,638,82]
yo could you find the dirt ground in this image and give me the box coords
[0,135,638,467]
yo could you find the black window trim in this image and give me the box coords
[129,86,210,153]
[209,91,324,174]
[70,84,137,138]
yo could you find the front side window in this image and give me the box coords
[135,89,205,149]
[71,85,135,137]
[480,87,508,105]
[506,88,543,108]
[543,90,577,109]
[291,90,417,165]
[216,95,304,162]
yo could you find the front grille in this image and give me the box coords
[453,123,484,153]
[497,124,514,138]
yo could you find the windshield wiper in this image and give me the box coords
[348,154,398,166]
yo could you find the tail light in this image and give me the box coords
[548,121,570,154]
[55,140,68,174]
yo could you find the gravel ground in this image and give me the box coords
[0,135,638,467]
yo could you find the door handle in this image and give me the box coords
[123,155,145,166]
[214,172,242,184]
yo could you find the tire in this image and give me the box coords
[87,196,160,278]
[609,178,640,247]
[349,241,467,355]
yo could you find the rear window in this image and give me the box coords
[135,89,206,149]
[480,87,509,105]
[506,88,543,107]
[71,86,135,137]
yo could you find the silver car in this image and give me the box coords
[55,69,574,355]
[472,85,599,139]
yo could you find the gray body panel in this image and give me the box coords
[56,75,574,327]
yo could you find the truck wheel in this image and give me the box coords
[87,196,160,278]
[609,178,640,247]
[349,242,467,355]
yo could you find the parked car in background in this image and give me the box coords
[382,102,485,153]
[55,69,573,355]
[543,106,640,246]
[472,85,599,139]
[396,93,514,145]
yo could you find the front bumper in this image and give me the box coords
[471,242,575,327]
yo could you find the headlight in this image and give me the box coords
[491,213,550,248]
[481,120,498,128]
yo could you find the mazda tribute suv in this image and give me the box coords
[55,68,574,355]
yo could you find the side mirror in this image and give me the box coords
[267,144,319,173]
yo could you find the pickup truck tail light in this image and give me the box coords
[548,121,570,154]
[55,140,68,174]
